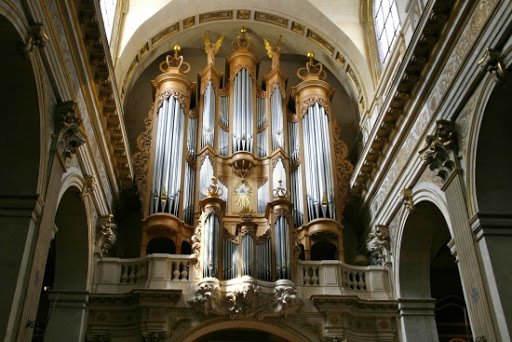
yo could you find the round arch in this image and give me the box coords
[116,0,373,108]
[178,319,314,342]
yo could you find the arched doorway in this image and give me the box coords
[398,201,470,342]
[42,186,90,341]
[195,328,289,342]
[0,14,42,340]
[472,75,512,338]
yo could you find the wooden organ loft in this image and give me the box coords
[132,28,353,284]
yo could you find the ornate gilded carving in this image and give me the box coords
[188,280,300,319]
[95,214,117,256]
[291,22,304,35]
[333,122,353,220]
[263,36,282,70]
[132,106,154,205]
[272,180,288,199]
[366,225,390,266]
[224,228,239,244]
[419,120,457,180]
[203,177,223,198]
[255,12,288,28]
[299,97,331,119]
[256,228,271,244]
[256,177,268,188]
[54,100,86,160]
[157,89,189,112]
[306,30,334,55]
[151,23,179,46]
[231,27,255,51]
[478,48,507,83]
[199,10,233,23]
[80,175,96,198]
[204,33,224,65]
[273,208,291,223]
[237,10,250,19]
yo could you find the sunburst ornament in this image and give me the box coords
[234,182,252,208]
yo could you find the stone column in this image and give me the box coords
[419,120,497,341]
[0,195,43,341]
[471,214,512,341]
[398,299,438,342]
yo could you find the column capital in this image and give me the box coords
[54,100,86,162]
[478,48,507,84]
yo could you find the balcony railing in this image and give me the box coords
[93,254,197,293]
[296,261,391,300]
[93,256,391,300]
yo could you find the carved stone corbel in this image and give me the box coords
[401,188,415,211]
[95,214,117,256]
[419,120,458,181]
[479,48,506,84]
[21,23,49,57]
[54,101,86,161]
[366,225,391,266]
[80,175,96,198]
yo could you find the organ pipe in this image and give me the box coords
[271,85,284,150]
[219,95,229,156]
[232,68,254,153]
[201,81,216,148]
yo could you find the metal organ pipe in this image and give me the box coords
[302,102,335,220]
[232,68,254,153]
[271,85,284,151]
[199,156,214,200]
[203,213,220,278]
[201,81,216,148]
[290,166,304,227]
[275,216,290,280]
[257,97,267,157]
[219,95,229,156]
[150,96,185,216]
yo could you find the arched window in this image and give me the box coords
[374,0,400,64]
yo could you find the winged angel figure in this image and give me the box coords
[204,32,224,65]
[263,36,282,70]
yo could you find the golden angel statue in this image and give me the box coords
[204,32,224,65]
[263,36,282,70]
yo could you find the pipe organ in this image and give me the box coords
[133,28,352,282]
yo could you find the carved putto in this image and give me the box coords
[366,225,391,266]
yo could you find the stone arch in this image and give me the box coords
[396,199,468,341]
[179,319,314,342]
[43,182,92,341]
[465,52,512,338]
[116,0,373,111]
[0,11,46,340]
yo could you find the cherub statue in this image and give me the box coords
[263,36,282,70]
[366,225,391,266]
[204,32,224,65]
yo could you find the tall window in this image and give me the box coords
[100,0,118,44]
[374,0,400,65]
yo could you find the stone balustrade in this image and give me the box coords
[94,254,197,293]
[296,260,391,300]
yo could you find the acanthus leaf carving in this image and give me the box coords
[132,104,155,206]
[333,121,353,221]
[419,119,458,181]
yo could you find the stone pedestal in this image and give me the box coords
[398,298,438,342]
[44,291,89,342]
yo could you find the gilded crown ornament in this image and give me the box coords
[203,177,224,198]
[297,51,327,80]
[232,26,255,51]
[159,44,191,73]
[273,180,288,199]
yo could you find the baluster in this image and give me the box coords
[311,266,319,285]
[181,261,188,281]
[358,272,366,290]
[172,261,180,281]
[120,265,127,283]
